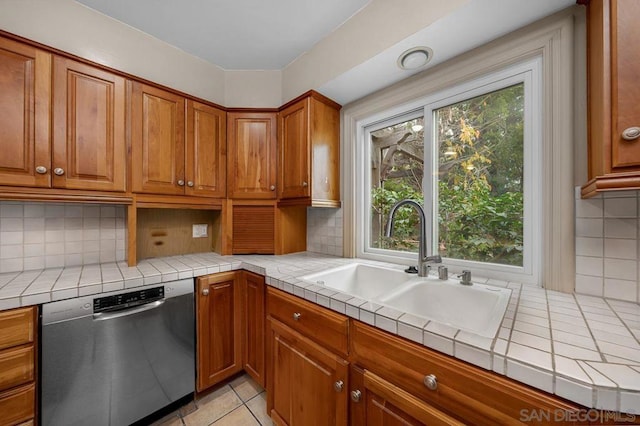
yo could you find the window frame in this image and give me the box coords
[357,57,542,285]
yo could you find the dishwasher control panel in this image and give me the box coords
[93,287,164,313]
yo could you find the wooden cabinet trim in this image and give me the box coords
[243,271,266,387]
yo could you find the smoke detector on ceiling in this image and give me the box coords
[397,47,433,70]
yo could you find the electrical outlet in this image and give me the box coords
[192,224,208,238]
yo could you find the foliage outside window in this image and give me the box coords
[369,84,525,267]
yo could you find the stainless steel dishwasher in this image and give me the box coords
[41,279,195,426]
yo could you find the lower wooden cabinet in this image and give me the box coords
[266,287,349,426]
[0,306,37,426]
[243,271,265,387]
[196,272,243,391]
[349,366,462,426]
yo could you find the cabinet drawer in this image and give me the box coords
[350,321,580,425]
[0,307,35,351]
[0,383,35,426]
[267,288,348,357]
[0,345,34,392]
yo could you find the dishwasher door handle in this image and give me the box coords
[93,300,165,321]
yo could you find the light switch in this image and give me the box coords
[192,224,208,238]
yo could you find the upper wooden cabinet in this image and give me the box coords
[53,57,126,192]
[582,0,640,196]
[131,84,226,198]
[227,112,277,199]
[0,38,51,188]
[186,100,226,198]
[278,92,341,207]
[131,82,186,195]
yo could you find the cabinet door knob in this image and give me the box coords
[622,127,640,141]
[334,380,344,392]
[270,185,276,191]
[302,181,308,187]
[423,374,438,390]
[53,168,65,176]
[187,181,194,187]
[202,288,209,296]
[177,180,185,186]
[350,390,362,402]
[35,166,48,174]
[292,312,301,321]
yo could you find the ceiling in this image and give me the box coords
[76,0,371,70]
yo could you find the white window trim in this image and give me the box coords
[342,10,575,291]
[358,59,542,284]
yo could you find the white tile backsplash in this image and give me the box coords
[576,189,640,303]
[307,207,343,256]
[0,202,127,273]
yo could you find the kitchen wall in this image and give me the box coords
[0,201,126,274]
[307,207,343,256]
[575,188,640,303]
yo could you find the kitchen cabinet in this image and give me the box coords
[0,306,37,426]
[227,112,277,199]
[131,84,226,198]
[349,365,462,426]
[196,272,243,391]
[185,100,226,198]
[582,0,640,196]
[350,320,581,425]
[243,271,266,387]
[131,82,186,196]
[53,56,126,192]
[266,288,349,426]
[278,92,341,207]
[0,37,51,189]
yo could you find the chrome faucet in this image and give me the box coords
[385,199,442,277]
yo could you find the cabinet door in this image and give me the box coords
[349,366,463,426]
[52,57,126,192]
[278,98,310,199]
[227,112,277,199]
[267,318,348,426]
[131,82,185,195]
[0,37,51,188]
[196,272,243,391]
[611,0,640,169]
[186,100,226,197]
[243,271,265,387]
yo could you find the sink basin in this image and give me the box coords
[301,263,413,300]
[376,278,511,338]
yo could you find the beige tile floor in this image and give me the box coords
[152,374,272,426]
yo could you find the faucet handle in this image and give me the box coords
[404,266,419,274]
[438,266,448,280]
[457,270,472,285]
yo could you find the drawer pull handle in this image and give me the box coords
[302,181,308,187]
[202,288,209,296]
[270,185,276,191]
[293,312,301,321]
[423,374,438,391]
[622,127,640,141]
[177,179,185,186]
[334,380,344,392]
[53,167,65,176]
[36,166,48,174]
[350,390,361,402]
[187,181,194,187]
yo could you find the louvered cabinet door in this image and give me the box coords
[52,57,126,191]
[0,37,51,188]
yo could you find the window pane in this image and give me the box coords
[436,84,524,266]
[370,117,424,252]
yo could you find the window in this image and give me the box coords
[359,58,541,284]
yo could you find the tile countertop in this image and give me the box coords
[1,252,639,414]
